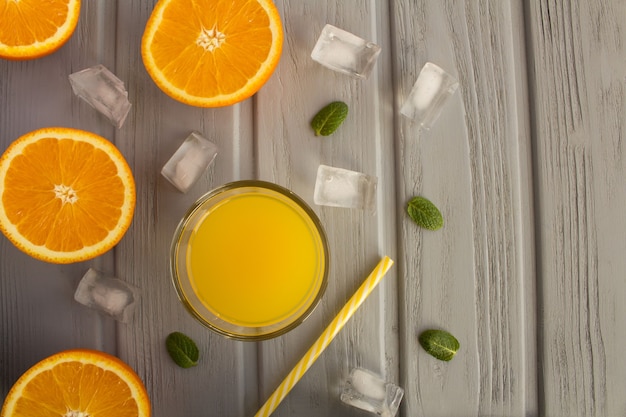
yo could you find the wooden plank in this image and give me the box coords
[526,1,626,416]
[0,0,118,398]
[5,1,624,416]
[254,1,399,416]
[112,1,259,416]
[391,1,536,416]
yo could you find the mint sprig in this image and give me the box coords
[419,329,460,361]
[311,101,348,136]
[407,196,443,230]
[166,332,199,368]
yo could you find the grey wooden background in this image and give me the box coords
[1,1,625,416]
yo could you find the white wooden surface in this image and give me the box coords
[1,1,625,416]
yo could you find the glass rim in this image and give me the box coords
[169,180,329,341]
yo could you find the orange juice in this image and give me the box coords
[171,181,328,340]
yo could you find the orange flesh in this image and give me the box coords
[1,350,150,417]
[0,0,70,46]
[150,0,272,96]
[142,0,282,106]
[3,138,125,252]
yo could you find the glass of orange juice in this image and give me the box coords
[170,180,329,340]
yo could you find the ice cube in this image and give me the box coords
[161,131,219,193]
[74,268,140,323]
[341,368,404,417]
[352,368,387,400]
[314,164,377,211]
[311,24,381,80]
[69,64,132,128]
[400,62,459,129]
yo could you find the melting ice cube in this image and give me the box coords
[311,24,381,80]
[341,368,404,417]
[400,62,459,130]
[69,64,132,128]
[74,268,140,323]
[313,164,377,212]
[161,131,219,193]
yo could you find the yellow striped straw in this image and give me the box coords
[254,255,394,417]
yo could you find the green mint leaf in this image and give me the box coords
[166,332,199,368]
[407,196,443,230]
[419,329,460,361]
[311,101,348,136]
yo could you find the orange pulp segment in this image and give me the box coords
[141,0,283,107]
[0,127,136,264]
[0,349,150,417]
[0,0,81,60]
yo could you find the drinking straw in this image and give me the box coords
[254,255,394,417]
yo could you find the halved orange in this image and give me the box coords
[0,0,81,60]
[1,349,151,417]
[0,127,135,264]
[141,0,283,107]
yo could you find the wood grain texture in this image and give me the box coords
[391,1,535,416]
[0,0,119,396]
[526,1,626,416]
[2,0,625,416]
[113,1,258,416]
[254,1,399,416]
